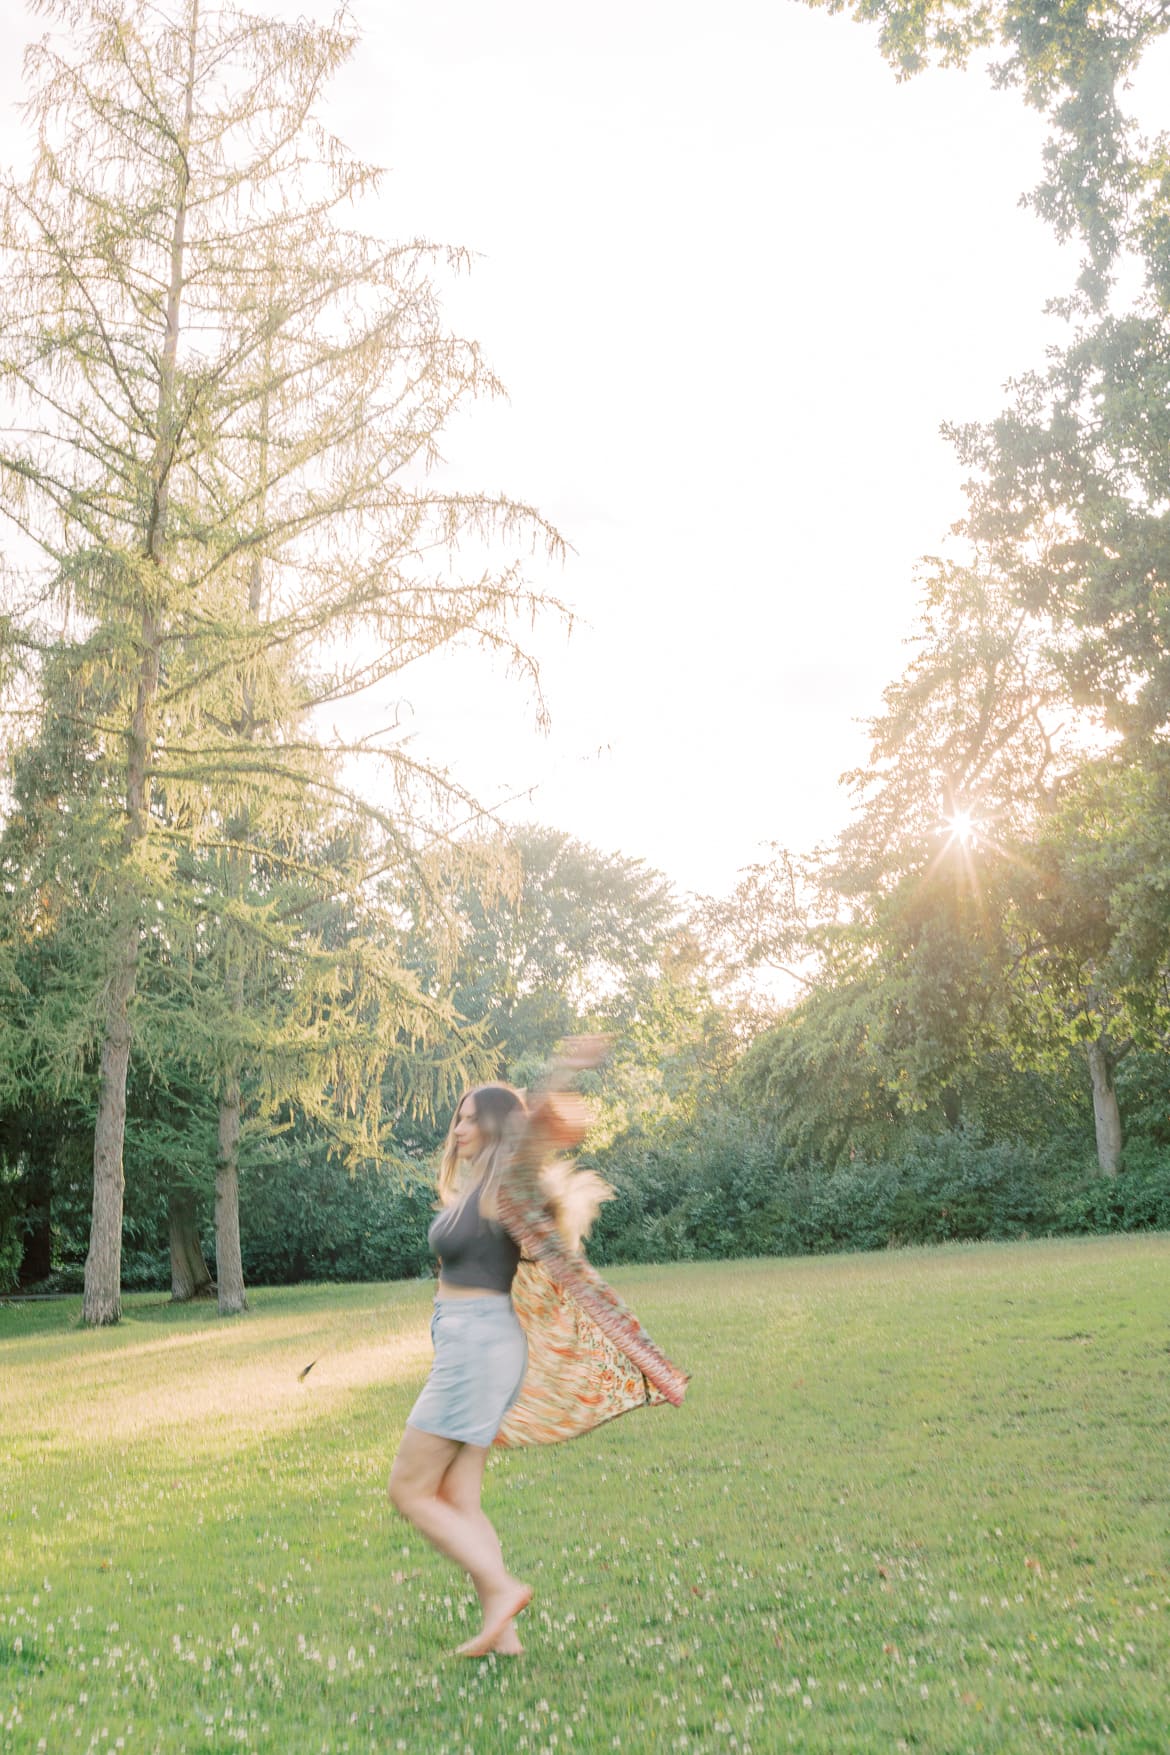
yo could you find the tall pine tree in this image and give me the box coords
[0,0,562,1322]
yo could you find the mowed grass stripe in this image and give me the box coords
[2,1236,1168,1754]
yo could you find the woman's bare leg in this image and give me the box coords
[388,1428,499,1579]
[388,1428,531,1650]
[438,1444,523,1654]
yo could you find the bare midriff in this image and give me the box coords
[435,1280,510,1301]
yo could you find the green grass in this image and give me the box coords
[2,1235,1169,1754]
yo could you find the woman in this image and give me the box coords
[388,1081,533,1657]
[388,1042,687,1659]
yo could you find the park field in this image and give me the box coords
[2,1236,1169,1755]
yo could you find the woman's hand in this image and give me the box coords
[545,1034,610,1089]
[524,1037,609,1148]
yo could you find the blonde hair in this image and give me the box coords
[437,1084,527,1219]
[438,1083,613,1248]
[537,1157,615,1253]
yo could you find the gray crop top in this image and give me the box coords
[427,1179,521,1294]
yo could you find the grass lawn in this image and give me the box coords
[2,1235,1169,1754]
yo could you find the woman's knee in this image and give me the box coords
[388,1427,457,1515]
[387,1459,419,1516]
[436,1478,474,1516]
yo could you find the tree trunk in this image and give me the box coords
[1087,1036,1122,1176]
[216,1078,247,1314]
[208,339,265,1322]
[169,1186,213,1301]
[81,4,196,1326]
[82,948,136,1324]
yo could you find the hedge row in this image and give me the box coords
[26,1114,1170,1294]
[586,1116,1170,1263]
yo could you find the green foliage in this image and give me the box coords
[1115,1046,1170,1143]
[408,824,678,1067]
[37,1126,440,1294]
[399,823,734,1147]
[0,1162,24,1293]
[811,0,1167,303]
[237,1154,436,1288]
[734,982,905,1167]
[585,934,740,1146]
[955,323,1170,736]
[587,1111,1096,1264]
[28,1082,1165,1289]
[17,1087,212,1292]
[1056,1143,1170,1233]
[714,0,1170,1181]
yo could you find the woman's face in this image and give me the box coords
[453,1097,484,1161]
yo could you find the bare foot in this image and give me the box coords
[456,1580,533,1658]
[492,1622,524,1656]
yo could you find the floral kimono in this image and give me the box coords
[491,1097,688,1448]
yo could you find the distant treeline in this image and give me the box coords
[16,1081,1170,1297]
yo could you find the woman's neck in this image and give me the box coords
[456,1156,490,1197]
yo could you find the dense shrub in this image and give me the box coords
[1055,1142,1170,1234]
[236,1155,435,1286]
[32,1143,438,1294]
[0,1162,24,1293]
[11,1105,1169,1296]
[586,1112,1168,1266]
[1115,1051,1170,1148]
[876,1131,1069,1243]
[586,1112,797,1264]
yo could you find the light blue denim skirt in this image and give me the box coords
[406,1295,529,1448]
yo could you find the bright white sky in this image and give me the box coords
[1,0,1166,899]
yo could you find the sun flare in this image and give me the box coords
[943,807,977,847]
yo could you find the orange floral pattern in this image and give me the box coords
[491,1097,688,1449]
